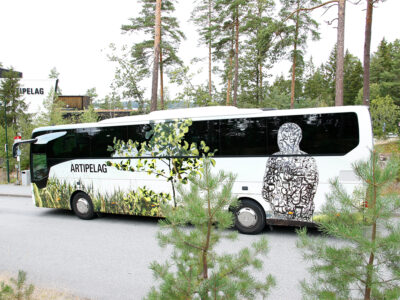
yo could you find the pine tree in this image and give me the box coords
[280,0,320,108]
[107,44,146,112]
[370,38,400,105]
[344,50,363,105]
[303,62,332,106]
[362,0,387,106]
[212,3,235,105]
[298,151,400,299]
[335,0,346,106]
[370,95,400,138]
[214,0,249,106]
[0,69,27,128]
[122,0,185,110]
[240,0,279,106]
[79,105,98,123]
[146,159,275,299]
[192,0,218,101]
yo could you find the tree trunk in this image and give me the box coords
[208,0,212,100]
[160,47,164,110]
[226,53,232,106]
[291,8,300,109]
[335,0,345,106]
[233,12,239,107]
[151,0,162,112]
[362,0,373,106]
[226,32,234,106]
[256,58,260,104]
[259,62,263,104]
[364,151,378,300]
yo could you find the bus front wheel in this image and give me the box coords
[234,199,265,234]
[72,192,96,220]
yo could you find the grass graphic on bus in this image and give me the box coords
[32,178,169,217]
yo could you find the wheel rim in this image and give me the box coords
[237,207,258,228]
[76,198,90,214]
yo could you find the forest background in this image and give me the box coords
[1,0,400,179]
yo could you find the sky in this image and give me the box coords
[1,0,399,103]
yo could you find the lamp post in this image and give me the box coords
[3,98,10,183]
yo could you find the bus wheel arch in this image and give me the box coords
[232,198,266,235]
[71,191,96,220]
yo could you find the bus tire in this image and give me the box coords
[72,192,96,220]
[234,199,265,234]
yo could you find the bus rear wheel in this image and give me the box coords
[234,199,265,234]
[72,192,96,220]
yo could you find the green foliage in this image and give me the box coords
[33,178,74,209]
[370,95,400,138]
[121,0,185,106]
[35,89,67,127]
[236,0,279,106]
[0,68,27,128]
[96,91,126,118]
[33,179,169,217]
[279,0,321,105]
[107,44,147,113]
[343,50,363,105]
[370,38,400,105]
[108,119,215,207]
[297,151,400,299]
[146,159,275,299]
[168,66,216,107]
[78,105,98,123]
[0,125,16,172]
[355,83,381,105]
[119,186,170,216]
[0,270,34,300]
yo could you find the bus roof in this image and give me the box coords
[99,106,262,124]
[32,105,370,133]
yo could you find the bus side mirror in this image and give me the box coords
[12,139,37,158]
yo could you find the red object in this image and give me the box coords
[14,136,21,140]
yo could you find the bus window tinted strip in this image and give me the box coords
[34,112,359,159]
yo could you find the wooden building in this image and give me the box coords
[59,95,91,110]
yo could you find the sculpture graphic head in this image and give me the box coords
[277,122,303,154]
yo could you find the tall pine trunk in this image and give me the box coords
[160,46,164,110]
[363,0,373,106]
[259,62,263,104]
[151,0,162,112]
[208,0,212,100]
[226,30,234,106]
[290,8,300,109]
[335,0,345,106]
[364,151,378,300]
[233,12,239,107]
[256,55,260,104]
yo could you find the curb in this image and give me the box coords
[0,193,32,198]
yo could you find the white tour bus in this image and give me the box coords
[14,105,373,234]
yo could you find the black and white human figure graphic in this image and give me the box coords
[262,123,318,221]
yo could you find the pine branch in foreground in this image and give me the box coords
[297,150,400,300]
[145,159,275,300]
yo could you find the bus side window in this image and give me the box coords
[50,133,77,158]
[32,153,48,181]
[185,120,219,156]
[219,118,267,156]
[91,126,128,157]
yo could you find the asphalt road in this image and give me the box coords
[0,195,314,299]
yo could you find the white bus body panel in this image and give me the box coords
[35,105,373,223]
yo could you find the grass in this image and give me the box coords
[33,178,170,217]
[0,271,87,300]
[375,139,400,154]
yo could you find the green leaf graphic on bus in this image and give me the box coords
[107,119,216,207]
[33,179,169,217]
